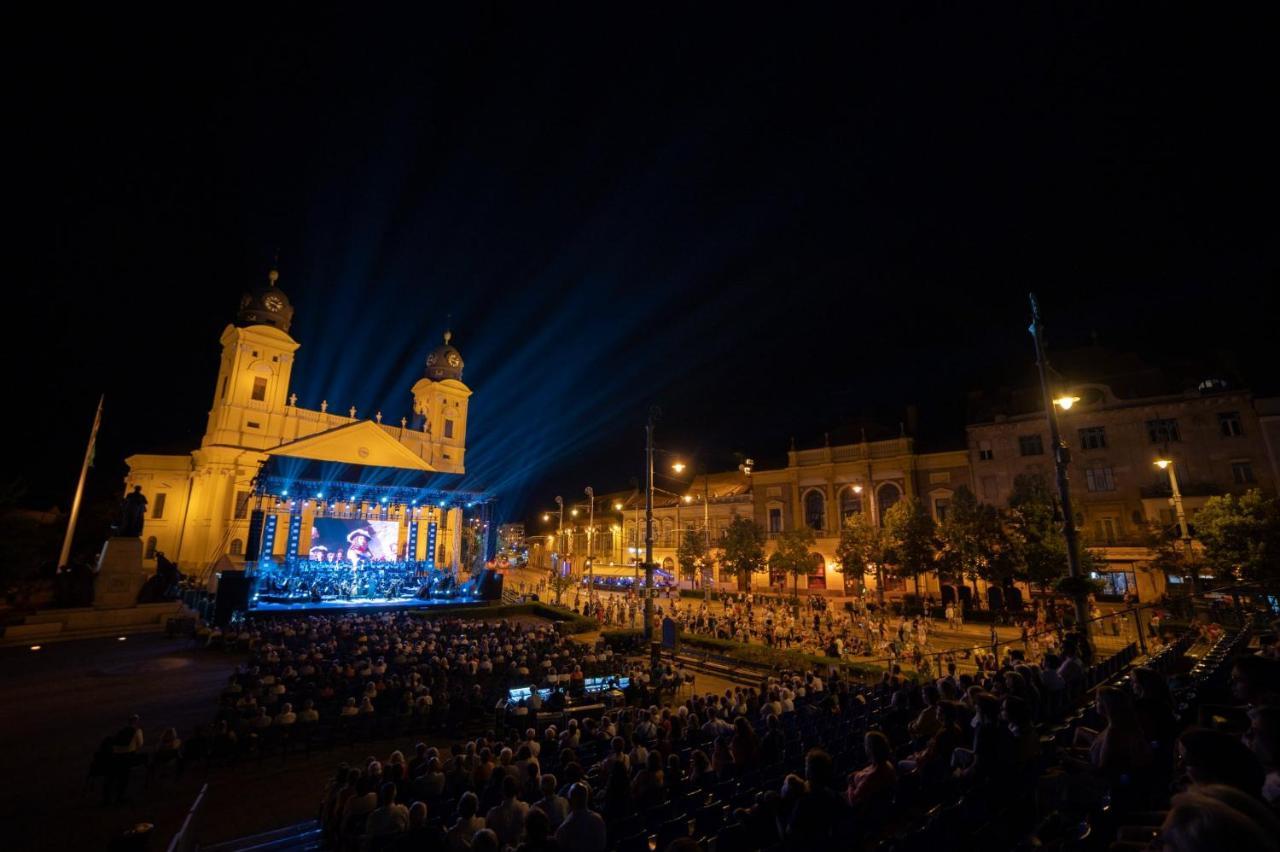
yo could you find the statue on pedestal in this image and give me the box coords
[118,486,148,537]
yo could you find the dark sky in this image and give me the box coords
[13,5,1276,527]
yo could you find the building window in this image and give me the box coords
[1232,461,1256,484]
[1079,426,1107,450]
[1085,467,1115,492]
[443,419,454,439]
[246,421,261,429]
[251,377,268,401]
[152,492,167,520]
[980,475,998,502]
[1093,517,1119,545]
[875,482,901,525]
[1219,412,1244,437]
[803,490,826,531]
[1146,418,1180,443]
[768,507,783,533]
[977,440,993,461]
[145,536,158,559]
[1018,434,1044,456]
[234,491,251,520]
[933,498,950,522]
[839,487,862,522]
[230,539,243,556]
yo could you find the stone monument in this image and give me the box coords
[95,537,147,608]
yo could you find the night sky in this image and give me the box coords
[13,6,1275,528]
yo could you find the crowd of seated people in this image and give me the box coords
[300,622,1280,852]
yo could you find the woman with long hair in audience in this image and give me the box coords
[1074,685,1152,775]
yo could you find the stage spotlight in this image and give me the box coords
[117,636,127,642]
[281,489,289,497]
[381,497,388,503]
[29,645,41,651]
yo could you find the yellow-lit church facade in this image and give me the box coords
[124,268,475,575]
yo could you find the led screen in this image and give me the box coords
[309,518,400,565]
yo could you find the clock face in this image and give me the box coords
[446,352,461,367]
[263,294,284,312]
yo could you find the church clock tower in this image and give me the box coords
[410,330,471,474]
[204,267,301,450]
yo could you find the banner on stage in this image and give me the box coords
[309,517,400,565]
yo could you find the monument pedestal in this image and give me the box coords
[95,537,147,608]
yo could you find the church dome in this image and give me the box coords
[236,267,294,333]
[424,330,464,381]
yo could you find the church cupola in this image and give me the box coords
[424,329,464,382]
[236,266,295,333]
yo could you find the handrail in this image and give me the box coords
[166,783,208,852]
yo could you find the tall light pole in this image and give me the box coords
[554,496,564,566]
[1155,459,1199,595]
[613,501,625,564]
[1029,293,1091,644]
[584,487,595,590]
[643,408,659,642]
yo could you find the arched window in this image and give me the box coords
[145,536,158,559]
[875,482,901,526]
[839,487,863,523]
[803,489,826,531]
[229,538,244,556]
[663,517,675,547]
[807,554,827,590]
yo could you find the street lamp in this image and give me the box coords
[1155,458,1199,594]
[672,458,714,601]
[1029,293,1091,646]
[584,486,595,589]
[554,496,565,562]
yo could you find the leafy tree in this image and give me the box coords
[767,527,821,600]
[883,497,937,598]
[1006,473,1072,592]
[677,527,709,589]
[835,512,888,601]
[1195,489,1280,590]
[938,487,1023,597]
[717,516,767,591]
[546,559,573,605]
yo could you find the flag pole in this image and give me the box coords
[58,395,103,569]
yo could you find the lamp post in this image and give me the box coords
[1155,459,1199,595]
[554,496,564,567]
[614,501,625,564]
[584,486,595,590]
[1028,293,1091,645]
[644,409,657,642]
[673,460,715,599]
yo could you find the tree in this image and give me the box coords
[883,497,937,598]
[835,511,890,604]
[1006,473,1073,593]
[1195,489,1280,590]
[768,527,821,600]
[938,487,1022,598]
[546,559,574,605]
[676,527,709,589]
[717,516,767,591]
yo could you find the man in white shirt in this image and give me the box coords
[485,775,529,848]
[554,783,607,852]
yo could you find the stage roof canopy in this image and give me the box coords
[255,422,493,507]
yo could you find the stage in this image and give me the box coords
[244,594,491,617]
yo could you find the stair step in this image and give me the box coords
[201,822,320,852]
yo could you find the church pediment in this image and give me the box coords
[266,420,437,472]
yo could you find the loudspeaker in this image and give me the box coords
[214,570,253,626]
[245,509,265,558]
[475,569,504,601]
